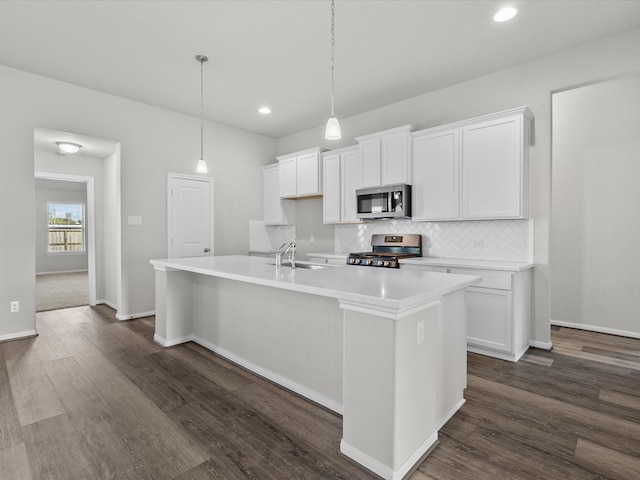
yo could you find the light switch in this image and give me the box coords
[128,215,143,225]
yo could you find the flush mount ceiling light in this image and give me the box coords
[195,54,209,174]
[258,106,272,114]
[324,0,341,140]
[56,141,82,154]
[494,6,518,22]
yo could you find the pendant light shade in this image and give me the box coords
[325,116,341,140]
[195,54,209,174]
[325,0,341,140]
[196,158,208,173]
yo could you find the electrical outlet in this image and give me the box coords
[472,240,483,248]
[417,320,425,346]
[10,301,19,313]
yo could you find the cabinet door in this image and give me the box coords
[462,115,523,218]
[360,138,381,187]
[297,152,321,196]
[381,131,410,185]
[323,153,341,224]
[412,129,460,221]
[466,287,512,353]
[341,148,361,222]
[264,165,294,225]
[279,157,298,198]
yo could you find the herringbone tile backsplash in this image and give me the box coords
[335,219,534,262]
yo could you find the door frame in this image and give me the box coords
[167,172,214,258]
[34,171,97,306]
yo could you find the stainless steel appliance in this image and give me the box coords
[356,184,411,219]
[347,233,422,268]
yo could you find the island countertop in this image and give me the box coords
[150,255,480,313]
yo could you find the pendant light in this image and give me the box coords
[195,54,209,174]
[325,0,341,140]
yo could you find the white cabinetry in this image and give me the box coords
[412,107,532,221]
[461,113,529,218]
[448,267,530,362]
[412,128,460,221]
[322,146,361,224]
[263,164,295,225]
[356,125,418,187]
[402,260,532,362]
[277,147,326,198]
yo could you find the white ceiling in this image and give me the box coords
[3,1,640,140]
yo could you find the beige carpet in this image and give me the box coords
[36,271,89,312]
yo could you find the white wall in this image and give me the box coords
[0,65,275,340]
[276,27,640,347]
[551,74,640,338]
[35,178,88,274]
[103,149,120,309]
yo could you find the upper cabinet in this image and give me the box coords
[277,147,327,198]
[322,146,361,224]
[356,125,418,187]
[263,164,295,225]
[412,107,533,222]
[412,128,460,221]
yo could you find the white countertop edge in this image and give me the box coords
[401,257,535,272]
[150,256,480,313]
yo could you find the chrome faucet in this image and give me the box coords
[276,240,296,269]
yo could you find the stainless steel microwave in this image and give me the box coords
[356,184,411,219]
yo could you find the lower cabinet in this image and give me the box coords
[466,288,512,353]
[403,262,531,362]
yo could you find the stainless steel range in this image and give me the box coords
[347,234,422,268]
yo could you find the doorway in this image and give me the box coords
[550,73,640,338]
[34,128,122,315]
[34,174,94,311]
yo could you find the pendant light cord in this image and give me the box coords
[330,0,336,117]
[200,58,205,160]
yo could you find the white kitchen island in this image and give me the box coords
[150,255,479,480]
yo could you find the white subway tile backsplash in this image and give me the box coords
[336,219,533,262]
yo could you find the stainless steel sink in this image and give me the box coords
[270,261,328,270]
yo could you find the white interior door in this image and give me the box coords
[168,173,213,258]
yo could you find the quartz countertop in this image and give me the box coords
[307,252,534,272]
[150,255,480,312]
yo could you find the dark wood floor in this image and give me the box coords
[1,306,639,480]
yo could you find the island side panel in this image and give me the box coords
[436,289,468,426]
[341,303,440,478]
[153,267,195,346]
[190,274,344,413]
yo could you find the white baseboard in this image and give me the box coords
[116,310,155,321]
[437,398,466,431]
[95,299,117,310]
[36,269,88,276]
[154,333,193,347]
[551,319,640,340]
[529,339,553,350]
[0,330,37,342]
[191,335,343,415]
[340,432,439,480]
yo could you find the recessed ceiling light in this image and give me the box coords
[56,141,82,154]
[259,106,271,114]
[494,7,517,22]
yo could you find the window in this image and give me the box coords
[47,202,85,253]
